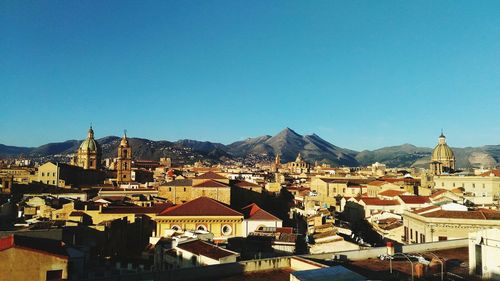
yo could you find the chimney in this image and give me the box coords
[386,241,394,255]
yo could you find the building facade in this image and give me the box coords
[116,132,132,183]
[74,126,101,170]
[430,132,455,175]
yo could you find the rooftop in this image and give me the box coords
[194,171,227,180]
[157,197,242,217]
[0,235,67,258]
[193,179,229,188]
[241,203,281,221]
[176,239,238,260]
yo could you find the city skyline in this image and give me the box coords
[0,125,495,152]
[2,1,500,149]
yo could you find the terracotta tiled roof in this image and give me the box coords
[163,179,192,187]
[430,189,449,198]
[241,203,280,221]
[158,197,242,216]
[479,169,500,177]
[193,179,229,188]
[359,197,400,206]
[378,190,405,197]
[414,205,441,214]
[69,211,87,216]
[0,235,68,258]
[420,210,500,220]
[194,171,227,180]
[102,203,173,214]
[176,239,238,260]
[398,195,431,204]
[233,180,260,188]
[368,180,389,187]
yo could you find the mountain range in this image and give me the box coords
[1,128,499,168]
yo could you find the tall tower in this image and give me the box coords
[116,130,132,183]
[430,131,455,175]
[76,125,101,170]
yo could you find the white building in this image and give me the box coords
[469,228,500,280]
[241,203,282,236]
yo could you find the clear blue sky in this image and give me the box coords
[1,1,499,150]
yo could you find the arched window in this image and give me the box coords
[123,149,128,158]
[196,224,207,232]
[171,225,181,231]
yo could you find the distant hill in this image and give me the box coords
[355,144,432,168]
[226,128,359,166]
[1,129,499,168]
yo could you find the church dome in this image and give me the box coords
[79,138,99,152]
[431,133,454,161]
[79,126,100,153]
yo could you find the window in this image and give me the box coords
[169,187,172,192]
[473,184,476,188]
[196,224,207,231]
[46,270,63,280]
[453,183,455,187]
[438,236,447,241]
[441,182,444,187]
[53,172,55,176]
[183,188,186,192]
[171,225,181,231]
[52,180,55,184]
[221,225,232,236]
[42,172,45,177]
[415,231,419,242]
[410,229,413,240]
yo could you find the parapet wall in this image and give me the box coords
[303,238,469,261]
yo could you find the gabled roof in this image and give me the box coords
[157,197,242,216]
[163,179,193,187]
[430,189,450,198]
[102,203,173,214]
[398,195,430,204]
[368,180,390,187]
[0,235,67,258]
[176,239,238,260]
[194,171,227,180]
[233,180,260,188]
[359,197,400,206]
[378,190,406,197]
[241,203,281,221]
[192,179,229,188]
[414,205,441,215]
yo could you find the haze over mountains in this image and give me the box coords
[1,128,499,168]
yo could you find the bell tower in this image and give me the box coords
[116,130,132,183]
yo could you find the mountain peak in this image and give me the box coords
[277,127,301,137]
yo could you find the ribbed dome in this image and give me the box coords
[79,126,100,153]
[431,133,454,161]
[79,138,100,152]
[432,143,454,160]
